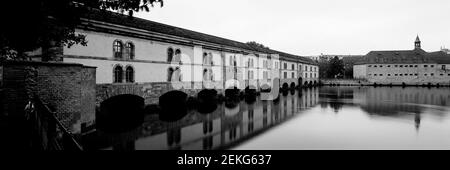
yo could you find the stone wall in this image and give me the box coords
[96,81,231,106]
[0,61,96,134]
[354,64,450,85]
[321,79,369,86]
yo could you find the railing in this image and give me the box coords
[25,95,83,151]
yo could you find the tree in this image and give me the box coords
[317,57,329,79]
[246,41,270,50]
[327,56,345,78]
[0,0,163,60]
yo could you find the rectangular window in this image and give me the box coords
[292,64,295,70]
[410,74,413,76]
[380,65,383,68]
[424,65,428,67]
[395,65,398,67]
[415,65,418,67]
[400,65,403,67]
[388,74,391,76]
[380,74,383,76]
[425,74,427,76]
[374,65,378,67]
[410,65,413,67]
[431,73,434,76]
[374,74,377,76]
[442,65,446,70]
[284,72,287,78]
[284,63,287,69]
[415,74,418,76]
[431,65,435,68]
[440,74,444,76]
[292,72,295,78]
[388,65,391,67]
[368,65,372,67]
[399,74,403,76]
[395,74,398,76]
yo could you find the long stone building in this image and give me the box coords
[354,36,450,85]
[34,9,318,97]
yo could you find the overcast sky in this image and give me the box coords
[135,0,450,56]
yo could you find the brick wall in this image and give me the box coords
[0,61,96,134]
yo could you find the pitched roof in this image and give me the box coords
[81,9,317,65]
[355,48,450,65]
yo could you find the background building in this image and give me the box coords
[354,36,450,85]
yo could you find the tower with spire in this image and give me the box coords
[415,35,421,49]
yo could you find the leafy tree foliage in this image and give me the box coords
[246,41,270,50]
[318,56,345,78]
[327,56,345,78]
[0,0,163,60]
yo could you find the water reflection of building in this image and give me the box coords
[359,87,450,114]
[317,86,450,131]
[102,88,320,150]
[319,87,356,112]
[355,87,450,131]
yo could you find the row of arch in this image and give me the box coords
[113,40,135,59]
[113,65,135,83]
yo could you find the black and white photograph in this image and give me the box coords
[2,0,450,163]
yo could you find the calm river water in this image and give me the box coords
[86,86,450,150]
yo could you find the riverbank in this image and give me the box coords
[320,79,450,87]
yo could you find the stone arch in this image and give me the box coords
[225,86,240,99]
[282,83,289,90]
[98,94,145,132]
[159,90,189,121]
[290,82,296,89]
[197,89,218,114]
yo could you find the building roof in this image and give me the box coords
[80,9,317,65]
[354,48,450,65]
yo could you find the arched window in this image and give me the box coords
[174,49,181,63]
[113,65,123,83]
[203,68,208,81]
[167,67,174,82]
[113,40,123,59]
[125,42,135,59]
[203,52,208,65]
[167,48,174,62]
[209,52,214,65]
[125,66,134,83]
